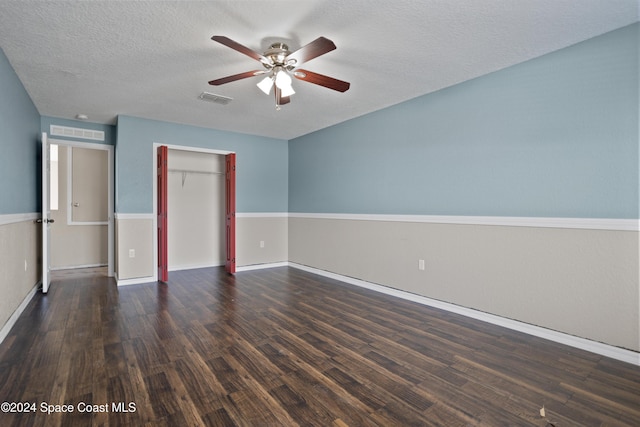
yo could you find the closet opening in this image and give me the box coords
[155,145,235,282]
[168,148,225,270]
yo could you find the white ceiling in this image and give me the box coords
[0,1,637,140]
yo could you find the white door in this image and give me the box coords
[40,132,53,293]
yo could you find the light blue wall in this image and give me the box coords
[116,115,288,213]
[41,116,116,146]
[0,48,41,214]
[289,24,639,219]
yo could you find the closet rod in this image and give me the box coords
[168,169,224,176]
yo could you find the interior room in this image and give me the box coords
[0,1,638,425]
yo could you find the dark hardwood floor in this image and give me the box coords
[0,266,638,426]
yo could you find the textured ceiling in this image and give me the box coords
[0,1,637,140]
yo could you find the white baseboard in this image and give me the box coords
[237,261,289,272]
[287,262,640,366]
[116,275,155,287]
[0,285,39,345]
[51,263,107,271]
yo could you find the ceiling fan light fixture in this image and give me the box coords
[210,35,349,108]
[280,83,295,97]
[256,75,274,95]
[274,68,292,89]
[274,68,295,97]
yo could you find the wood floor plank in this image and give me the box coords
[452,354,573,404]
[253,329,378,425]
[173,356,225,413]
[284,363,380,426]
[161,367,208,427]
[0,266,639,426]
[119,340,156,425]
[561,381,640,424]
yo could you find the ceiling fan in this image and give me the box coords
[208,36,350,109]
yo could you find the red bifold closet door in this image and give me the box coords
[157,145,168,282]
[225,153,236,274]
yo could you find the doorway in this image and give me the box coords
[48,139,114,277]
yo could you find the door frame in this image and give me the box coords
[157,145,168,282]
[225,153,236,274]
[48,138,115,277]
[151,143,235,281]
[41,133,51,292]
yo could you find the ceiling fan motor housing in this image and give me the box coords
[264,43,296,69]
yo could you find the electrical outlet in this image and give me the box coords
[418,259,425,270]
[260,240,265,248]
[129,249,135,258]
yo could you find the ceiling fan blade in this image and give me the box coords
[285,37,336,66]
[208,70,266,86]
[293,69,350,92]
[211,35,270,65]
[275,87,291,106]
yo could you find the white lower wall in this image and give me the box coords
[115,213,289,283]
[237,214,288,267]
[0,216,40,336]
[289,215,640,352]
[115,215,154,281]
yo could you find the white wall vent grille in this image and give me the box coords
[50,125,105,141]
[198,92,233,105]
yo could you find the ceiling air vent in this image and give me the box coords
[198,92,233,105]
[50,125,105,141]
